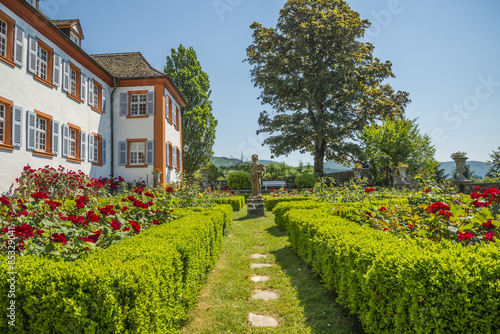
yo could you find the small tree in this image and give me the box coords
[434,165,449,184]
[360,118,438,186]
[485,147,500,178]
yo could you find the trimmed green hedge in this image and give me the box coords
[0,204,233,334]
[279,206,500,333]
[213,196,245,211]
[264,196,311,211]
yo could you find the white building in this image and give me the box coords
[0,0,186,193]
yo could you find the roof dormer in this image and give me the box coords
[25,0,39,10]
[51,19,84,47]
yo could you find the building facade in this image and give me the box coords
[0,0,186,194]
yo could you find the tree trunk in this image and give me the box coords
[313,135,325,176]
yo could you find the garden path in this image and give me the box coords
[180,206,365,333]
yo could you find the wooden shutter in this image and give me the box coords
[62,124,69,157]
[119,92,128,116]
[13,26,24,67]
[12,106,23,147]
[52,54,61,87]
[80,130,86,160]
[102,139,106,164]
[80,74,86,102]
[52,120,60,155]
[146,91,155,115]
[146,140,154,165]
[168,143,173,168]
[88,133,94,162]
[27,35,37,74]
[88,78,94,106]
[102,88,107,113]
[176,147,180,170]
[62,60,70,92]
[118,141,127,165]
[26,110,36,150]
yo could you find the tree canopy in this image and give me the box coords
[485,147,500,178]
[165,45,217,179]
[360,118,438,185]
[245,0,410,175]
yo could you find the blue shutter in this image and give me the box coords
[26,110,36,150]
[27,35,37,74]
[118,141,127,165]
[88,78,94,106]
[102,88,107,113]
[52,120,60,155]
[14,26,24,67]
[146,140,154,165]
[62,60,70,92]
[102,139,106,164]
[11,106,23,147]
[80,74,87,102]
[146,91,155,115]
[80,131,86,160]
[62,124,69,157]
[166,142,169,167]
[119,92,128,116]
[88,133,94,162]
[52,54,61,87]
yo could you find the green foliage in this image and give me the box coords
[276,204,500,333]
[245,0,410,175]
[486,147,500,178]
[227,171,251,190]
[434,165,449,183]
[265,196,313,212]
[165,45,217,179]
[263,161,295,180]
[294,173,318,189]
[212,196,245,211]
[360,118,438,185]
[0,205,232,333]
[207,163,224,181]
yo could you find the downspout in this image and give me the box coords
[110,78,119,179]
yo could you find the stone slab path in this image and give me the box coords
[180,206,365,333]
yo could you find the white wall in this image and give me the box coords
[0,5,112,194]
[164,89,182,184]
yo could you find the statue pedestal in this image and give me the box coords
[247,196,265,217]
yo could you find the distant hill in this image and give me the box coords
[439,161,489,179]
[211,156,350,173]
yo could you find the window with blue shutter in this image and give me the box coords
[102,139,106,164]
[62,60,70,92]
[26,110,36,150]
[88,133,94,162]
[118,141,127,165]
[80,74,86,102]
[166,142,169,167]
[102,88,107,113]
[11,106,22,147]
[88,78,94,106]
[52,54,61,87]
[62,124,69,157]
[146,140,154,165]
[27,35,37,74]
[80,130,86,160]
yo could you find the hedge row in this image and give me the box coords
[0,204,233,334]
[278,204,500,333]
[264,196,311,211]
[213,196,245,211]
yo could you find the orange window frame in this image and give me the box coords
[0,9,15,67]
[168,142,173,168]
[176,146,180,171]
[33,109,53,158]
[126,138,147,168]
[127,90,148,118]
[92,132,103,166]
[34,38,54,88]
[67,61,82,103]
[175,105,180,130]
[67,122,81,163]
[0,96,13,150]
[92,80,103,113]
[167,97,172,124]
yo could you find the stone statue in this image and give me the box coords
[249,154,265,199]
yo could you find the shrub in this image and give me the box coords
[227,171,251,190]
[294,173,317,189]
[213,196,245,211]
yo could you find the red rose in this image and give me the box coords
[51,233,67,244]
[424,189,431,193]
[458,231,475,241]
[474,186,482,191]
[379,207,387,211]
[110,220,121,231]
[130,221,141,234]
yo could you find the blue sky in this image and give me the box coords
[41,0,500,165]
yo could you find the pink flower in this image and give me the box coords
[482,220,494,229]
[458,231,475,241]
[485,232,495,242]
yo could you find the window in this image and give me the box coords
[0,103,5,144]
[63,62,82,102]
[119,91,155,117]
[27,110,53,157]
[118,139,154,167]
[69,128,77,158]
[28,37,54,86]
[130,141,145,165]
[69,68,77,96]
[70,33,79,46]
[90,133,103,165]
[0,96,21,150]
[0,9,15,67]
[167,97,172,124]
[62,123,81,162]
[90,80,102,112]
[131,94,146,116]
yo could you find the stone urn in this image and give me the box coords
[396,166,408,184]
[152,171,162,188]
[352,167,362,181]
[453,157,468,181]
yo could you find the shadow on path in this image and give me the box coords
[272,246,366,333]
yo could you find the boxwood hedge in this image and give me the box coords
[0,204,233,334]
[212,196,245,211]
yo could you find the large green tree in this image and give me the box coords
[360,118,438,186]
[245,0,410,175]
[165,45,217,178]
[485,147,500,178]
